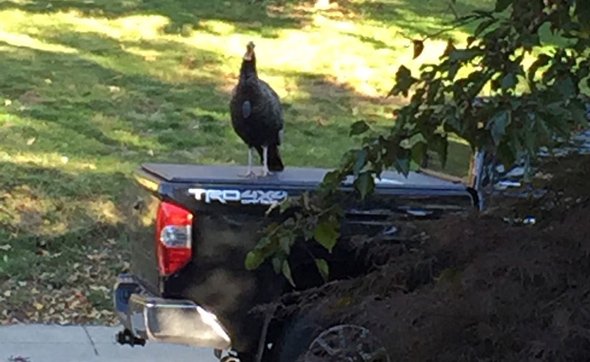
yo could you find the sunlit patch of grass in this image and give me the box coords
[0,29,78,53]
[0,151,96,171]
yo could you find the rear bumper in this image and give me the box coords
[113,274,231,350]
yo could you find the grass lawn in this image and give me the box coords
[0,0,492,324]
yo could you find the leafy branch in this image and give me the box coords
[248,0,590,284]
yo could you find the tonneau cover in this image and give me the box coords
[141,163,466,191]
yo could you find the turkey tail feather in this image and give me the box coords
[254,145,284,172]
[267,145,284,172]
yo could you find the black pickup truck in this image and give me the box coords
[113,163,480,362]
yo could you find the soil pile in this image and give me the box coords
[284,155,590,361]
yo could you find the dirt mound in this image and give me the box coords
[365,155,590,361]
[279,155,590,361]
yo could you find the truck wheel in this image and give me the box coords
[275,318,390,362]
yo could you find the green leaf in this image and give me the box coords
[303,223,315,241]
[474,18,496,36]
[495,0,512,12]
[488,110,511,145]
[575,1,590,34]
[272,256,282,274]
[497,141,516,167]
[501,73,517,90]
[354,172,375,200]
[411,141,427,166]
[350,120,370,136]
[400,133,426,149]
[314,217,339,252]
[409,159,422,171]
[555,75,577,98]
[353,149,367,176]
[245,251,263,270]
[570,99,589,126]
[322,170,343,189]
[395,157,411,176]
[278,196,295,212]
[520,33,540,50]
[282,260,295,287]
[314,258,330,282]
[279,235,292,254]
[523,126,536,155]
[449,49,480,62]
[426,79,442,103]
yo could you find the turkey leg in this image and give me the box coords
[239,147,257,178]
[260,145,270,177]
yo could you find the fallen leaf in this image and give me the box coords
[316,117,328,126]
[33,302,44,311]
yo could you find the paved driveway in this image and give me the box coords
[0,325,218,362]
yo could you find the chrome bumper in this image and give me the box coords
[113,274,231,350]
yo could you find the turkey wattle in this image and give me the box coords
[230,41,285,177]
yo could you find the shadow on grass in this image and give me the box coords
[0,161,136,278]
[0,0,303,37]
[0,32,235,157]
[346,0,493,34]
[0,0,498,38]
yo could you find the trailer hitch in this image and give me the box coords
[116,329,146,347]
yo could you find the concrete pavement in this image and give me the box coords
[0,325,218,362]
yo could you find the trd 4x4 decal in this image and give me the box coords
[188,188,288,205]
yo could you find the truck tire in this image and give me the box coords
[273,307,390,362]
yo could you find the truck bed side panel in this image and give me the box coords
[164,213,286,353]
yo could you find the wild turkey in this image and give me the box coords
[230,41,285,177]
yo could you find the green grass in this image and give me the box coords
[0,0,494,323]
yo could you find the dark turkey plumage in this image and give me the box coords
[230,41,284,177]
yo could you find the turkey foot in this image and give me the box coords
[239,148,258,178]
[258,168,270,177]
[239,170,258,178]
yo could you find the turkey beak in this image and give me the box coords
[243,42,255,61]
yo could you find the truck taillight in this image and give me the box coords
[156,201,193,276]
